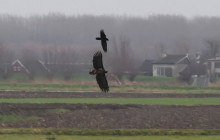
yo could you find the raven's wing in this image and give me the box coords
[96,73,109,92]
[101,40,107,52]
[96,37,101,40]
[93,51,104,70]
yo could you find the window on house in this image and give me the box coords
[161,67,165,76]
[13,66,16,72]
[157,67,172,77]
[13,66,22,72]
[215,73,220,78]
[165,68,172,77]
[215,62,220,68]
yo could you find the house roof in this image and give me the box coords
[11,59,30,74]
[180,61,207,76]
[208,56,220,61]
[38,60,50,72]
[140,59,154,72]
[153,54,190,64]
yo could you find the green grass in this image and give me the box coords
[0,135,220,140]
[0,128,220,135]
[0,98,220,105]
[8,74,30,82]
[74,74,94,81]
[1,74,220,93]
[134,75,176,82]
[0,82,220,93]
[109,85,220,93]
[0,115,41,123]
[0,83,96,92]
[0,129,220,140]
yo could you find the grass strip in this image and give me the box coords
[1,83,220,93]
[0,98,220,105]
[1,135,220,140]
[0,115,41,123]
[0,128,220,136]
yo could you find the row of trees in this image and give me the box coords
[0,14,220,82]
[1,14,220,59]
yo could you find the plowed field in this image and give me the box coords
[0,91,219,129]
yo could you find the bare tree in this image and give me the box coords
[109,37,124,82]
[20,47,38,80]
[0,42,15,79]
[1,14,220,83]
[109,36,138,83]
[59,47,76,81]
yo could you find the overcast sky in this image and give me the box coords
[0,0,220,18]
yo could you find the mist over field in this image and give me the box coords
[0,14,220,69]
[0,10,220,136]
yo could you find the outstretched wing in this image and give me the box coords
[96,74,109,92]
[93,51,104,70]
[101,40,107,52]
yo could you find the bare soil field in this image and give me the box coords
[0,91,220,129]
[0,104,219,129]
[0,91,220,98]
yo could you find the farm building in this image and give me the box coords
[0,59,51,79]
[152,54,190,77]
[140,59,154,76]
[0,59,91,79]
[10,59,30,74]
[179,59,209,86]
[207,56,220,81]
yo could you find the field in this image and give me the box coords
[0,91,220,129]
[0,76,220,139]
[1,74,220,93]
[1,135,220,140]
[1,103,220,129]
[0,91,220,130]
[1,82,220,93]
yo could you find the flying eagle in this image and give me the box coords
[96,29,109,52]
[89,51,109,92]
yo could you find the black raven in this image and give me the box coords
[96,29,109,52]
[89,51,109,92]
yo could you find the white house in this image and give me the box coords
[153,54,190,77]
[207,56,220,79]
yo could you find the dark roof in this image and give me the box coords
[22,59,50,73]
[180,61,207,76]
[190,63,207,75]
[153,55,190,64]
[140,59,154,72]
[0,59,50,74]
[11,59,30,74]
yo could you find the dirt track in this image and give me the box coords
[0,91,220,129]
[0,91,220,98]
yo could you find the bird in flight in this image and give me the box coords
[96,29,109,52]
[89,51,109,92]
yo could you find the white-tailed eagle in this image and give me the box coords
[89,51,109,92]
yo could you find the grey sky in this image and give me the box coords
[0,0,220,18]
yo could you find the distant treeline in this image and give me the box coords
[0,14,220,70]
